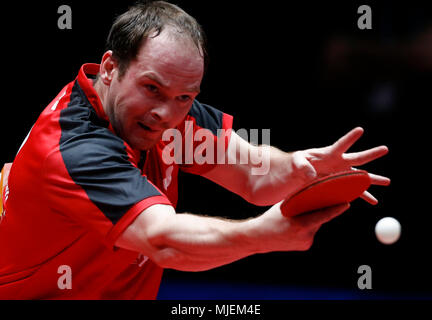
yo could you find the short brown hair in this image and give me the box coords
[106,0,208,77]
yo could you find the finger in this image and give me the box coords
[360,191,378,205]
[298,203,350,226]
[343,145,389,166]
[368,173,391,186]
[332,127,364,154]
[292,152,317,179]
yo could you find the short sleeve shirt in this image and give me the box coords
[0,64,233,299]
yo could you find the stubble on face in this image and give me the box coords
[99,27,204,151]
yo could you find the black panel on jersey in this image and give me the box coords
[59,81,162,224]
[188,100,224,136]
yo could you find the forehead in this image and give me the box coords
[129,28,204,86]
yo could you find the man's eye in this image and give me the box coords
[145,84,159,94]
[177,95,191,103]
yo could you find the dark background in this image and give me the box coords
[1,0,431,298]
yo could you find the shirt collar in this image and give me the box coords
[77,63,109,122]
[77,63,143,162]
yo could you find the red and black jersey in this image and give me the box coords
[0,64,233,299]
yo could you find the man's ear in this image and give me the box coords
[99,50,117,85]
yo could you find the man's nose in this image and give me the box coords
[150,103,172,123]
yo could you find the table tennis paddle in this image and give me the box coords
[281,170,371,217]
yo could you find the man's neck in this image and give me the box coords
[93,78,108,115]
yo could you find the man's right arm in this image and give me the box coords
[115,202,350,272]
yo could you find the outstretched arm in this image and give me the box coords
[202,127,390,206]
[116,128,389,271]
[116,202,350,271]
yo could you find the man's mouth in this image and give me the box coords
[138,122,159,133]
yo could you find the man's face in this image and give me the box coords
[101,28,204,150]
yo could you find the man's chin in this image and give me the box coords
[129,137,160,151]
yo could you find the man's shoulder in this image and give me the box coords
[186,100,231,136]
[51,129,132,170]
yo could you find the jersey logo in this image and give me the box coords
[132,253,149,267]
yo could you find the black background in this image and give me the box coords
[1,0,431,298]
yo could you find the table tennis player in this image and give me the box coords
[0,1,390,299]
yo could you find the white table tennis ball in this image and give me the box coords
[375,217,401,245]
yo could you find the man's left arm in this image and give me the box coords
[202,127,390,206]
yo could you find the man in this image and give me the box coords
[0,1,390,299]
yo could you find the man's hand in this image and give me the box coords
[289,127,390,205]
[1,163,12,215]
[202,127,389,206]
